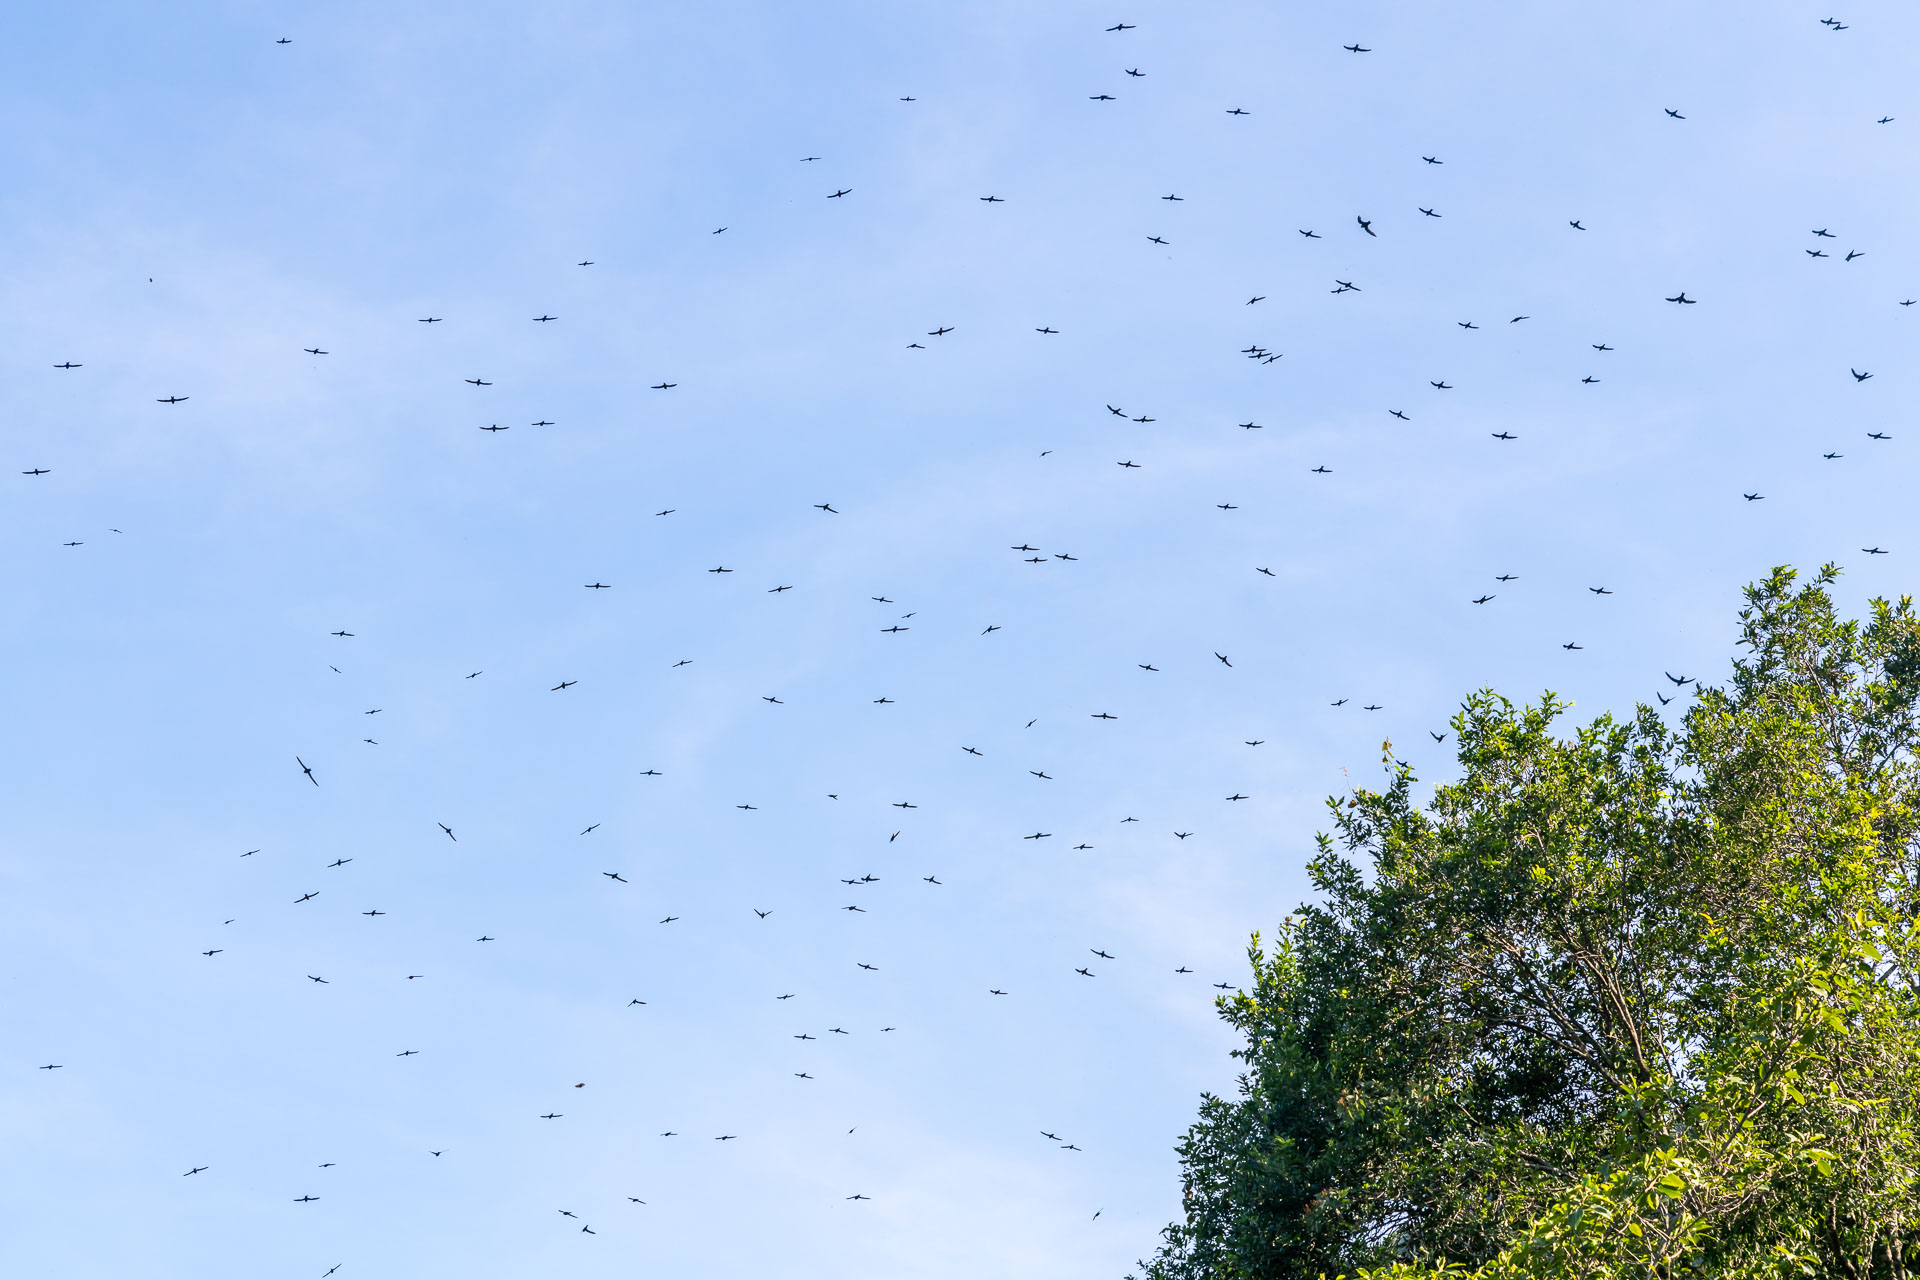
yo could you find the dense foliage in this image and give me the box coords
[1139,567,1920,1280]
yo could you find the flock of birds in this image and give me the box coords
[12,9,1911,1277]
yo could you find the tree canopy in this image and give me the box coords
[1138,566,1920,1280]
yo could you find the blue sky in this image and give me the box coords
[3,2,1914,1276]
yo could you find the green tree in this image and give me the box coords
[1138,566,1920,1280]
